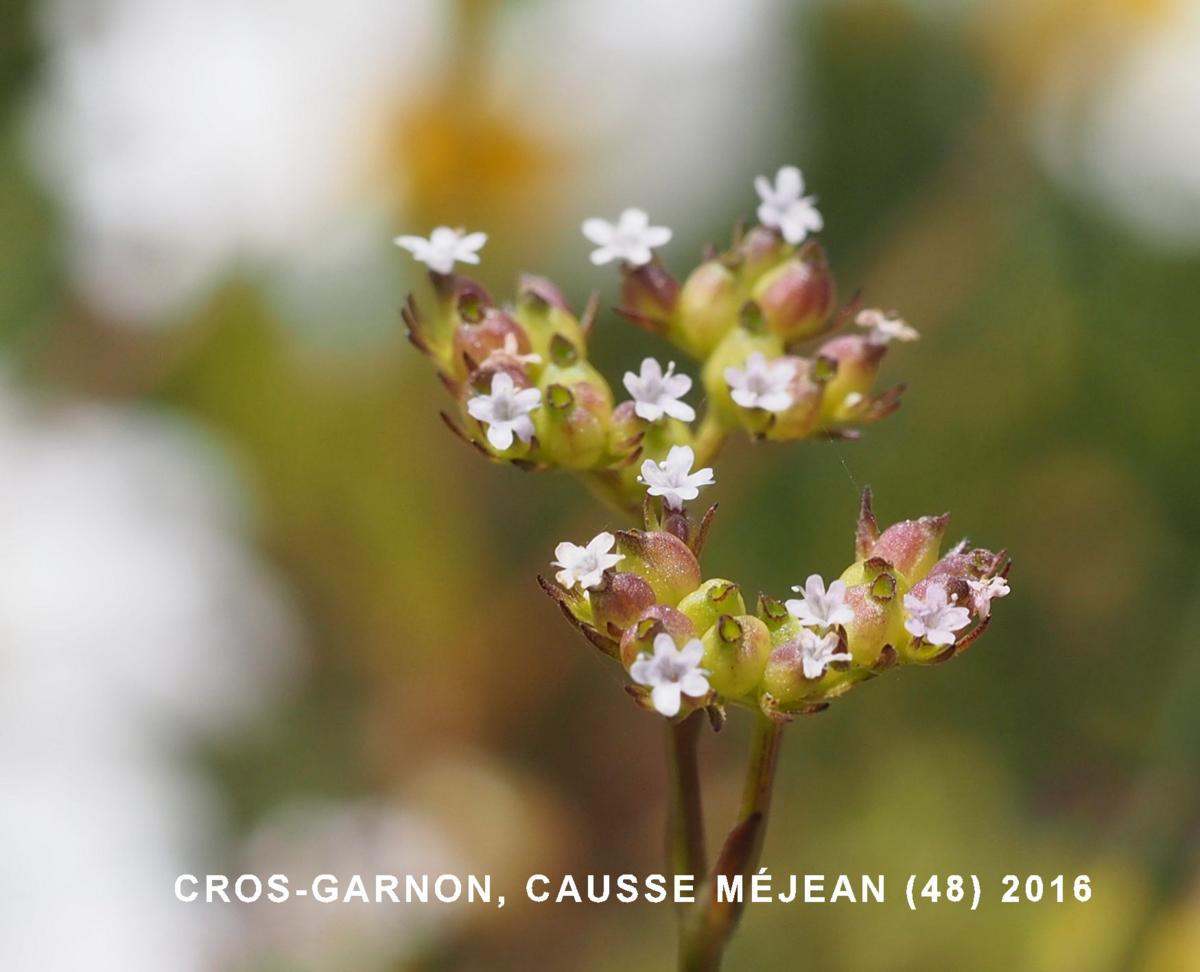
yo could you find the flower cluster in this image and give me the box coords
[539,488,1008,720]
[397,167,916,513]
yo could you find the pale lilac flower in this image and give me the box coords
[394,227,487,274]
[785,574,854,630]
[797,628,852,680]
[903,583,971,646]
[581,208,672,267]
[755,165,823,244]
[724,352,796,412]
[630,633,710,717]
[856,308,919,346]
[637,445,715,510]
[552,532,623,591]
[623,358,695,423]
[466,373,541,452]
[967,576,1011,620]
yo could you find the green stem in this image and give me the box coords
[667,713,708,884]
[682,713,785,972]
[692,409,730,468]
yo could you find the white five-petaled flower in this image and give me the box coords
[630,634,711,718]
[797,628,852,680]
[552,532,623,591]
[785,574,855,630]
[724,352,797,413]
[755,165,824,245]
[623,358,696,423]
[903,583,971,647]
[466,373,541,452]
[638,445,715,510]
[581,208,672,267]
[394,226,487,274]
[967,576,1011,620]
[856,309,920,346]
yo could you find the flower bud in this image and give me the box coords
[619,262,679,331]
[515,278,587,353]
[868,512,950,585]
[590,571,657,637]
[452,308,532,377]
[673,261,741,357]
[734,225,791,284]
[614,530,703,607]
[814,335,887,423]
[677,579,747,636]
[607,400,645,459]
[841,575,906,666]
[619,605,696,669]
[536,380,611,469]
[700,614,772,700]
[760,640,824,706]
[751,248,835,342]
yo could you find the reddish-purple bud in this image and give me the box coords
[869,513,950,584]
[751,248,836,341]
[590,572,657,637]
[734,225,790,283]
[841,578,905,666]
[518,274,571,313]
[614,530,703,607]
[619,605,697,669]
[619,262,679,330]
[452,309,530,374]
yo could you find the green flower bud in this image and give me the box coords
[841,576,906,667]
[751,248,835,342]
[673,261,741,357]
[760,628,855,708]
[701,614,772,700]
[515,278,586,355]
[619,604,696,669]
[536,380,611,469]
[868,512,950,586]
[614,530,703,607]
[677,579,747,636]
[814,335,887,423]
[590,571,657,637]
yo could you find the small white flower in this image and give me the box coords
[394,226,487,274]
[755,165,824,244]
[797,628,852,680]
[466,372,541,452]
[499,333,542,367]
[637,445,715,510]
[724,352,796,412]
[903,583,971,647]
[581,208,672,267]
[843,392,865,409]
[856,309,919,346]
[623,358,695,423]
[785,574,855,630]
[552,532,623,591]
[967,576,1011,620]
[630,633,711,718]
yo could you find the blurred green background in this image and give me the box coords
[2,0,1198,969]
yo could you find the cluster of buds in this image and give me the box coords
[398,167,918,513]
[539,488,1009,722]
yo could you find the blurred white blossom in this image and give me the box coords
[1034,5,1200,248]
[31,0,796,326]
[0,375,301,971]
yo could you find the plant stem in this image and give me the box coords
[667,712,708,883]
[681,713,785,972]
